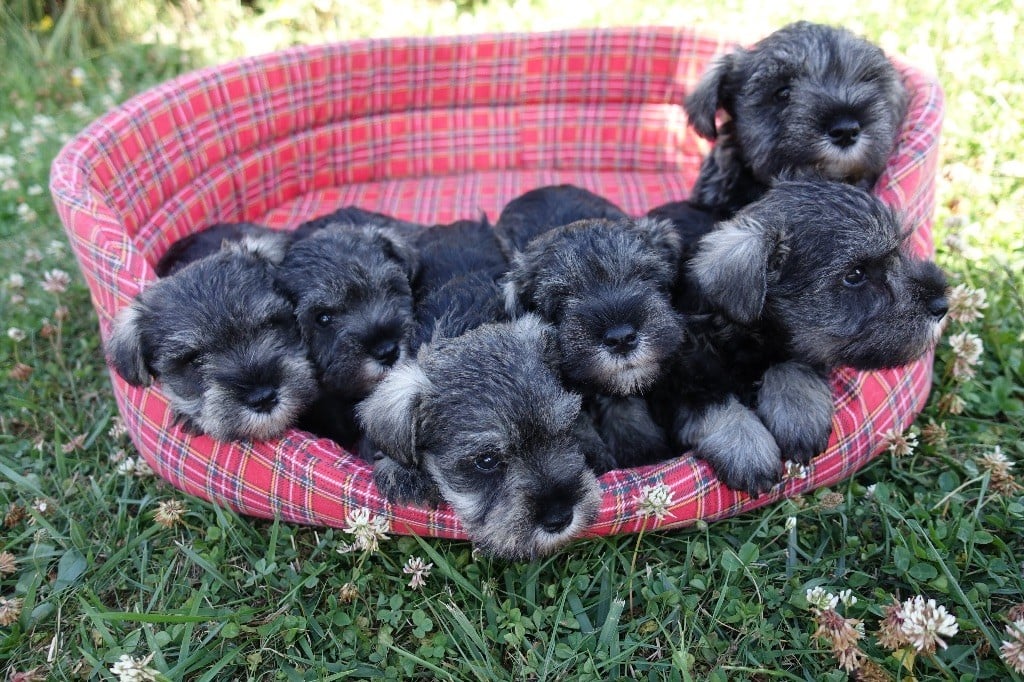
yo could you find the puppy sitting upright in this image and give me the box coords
[684,21,908,215]
[275,222,418,446]
[358,315,602,560]
[648,181,948,496]
[107,239,317,442]
[503,217,686,470]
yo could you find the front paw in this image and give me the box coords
[756,361,834,466]
[771,420,832,466]
[372,456,442,508]
[698,428,782,497]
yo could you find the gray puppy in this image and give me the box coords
[107,239,317,442]
[648,181,948,496]
[685,21,908,214]
[274,222,419,446]
[494,184,629,256]
[502,216,685,471]
[358,315,602,560]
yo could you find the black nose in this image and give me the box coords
[538,504,574,534]
[244,386,279,413]
[927,295,949,319]
[827,116,861,148]
[602,324,638,355]
[371,339,400,367]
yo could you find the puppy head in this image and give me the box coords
[358,315,601,560]
[106,248,317,441]
[685,21,908,188]
[503,217,685,396]
[691,180,948,370]
[276,225,417,399]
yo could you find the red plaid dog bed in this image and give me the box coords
[50,27,943,538]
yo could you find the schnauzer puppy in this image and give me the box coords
[358,315,602,560]
[292,205,427,241]
[684,21,909,214]
[503,217,685,470]
[155,222,292,277]
[494,184,629,255]
[274,222,419,446]
[648,181,948,496]
[107,239,317,442]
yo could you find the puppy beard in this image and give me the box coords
[803,133,882,185]
[319,342,408,399]
[193,355,317,442]
[427,461,601,560]
[559,319,683,396]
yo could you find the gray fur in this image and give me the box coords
[106,242,317,442]
[685,21,909,213]
[358,315,601,560]
[756,361,835,465]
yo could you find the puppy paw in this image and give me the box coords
[756,361,834,466]
[372,456,442,508]
[689,399,782,497]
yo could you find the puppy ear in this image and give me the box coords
[684,53,735,140]
[634,216,684,267]
[374,227,420,281]
[500,251,538,318]
[356,361,432,467]
[106,302,154,386]
[228,231,291,265]
[690,214,780,325]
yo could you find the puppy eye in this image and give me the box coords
[314,311,333,327]
[773,85,791,102]
[843,267,867,287]
[473,453,502,472]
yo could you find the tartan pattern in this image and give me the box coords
[50,27,944,539]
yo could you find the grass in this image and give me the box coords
[1,0,1022,679]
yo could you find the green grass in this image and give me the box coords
[1,0,1023,679]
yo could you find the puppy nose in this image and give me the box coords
[244,386,279,413]
[538,504,574,533]
[927,295,949,319]
[827,116,861,147]
[602,324,638,355]
[371,339,400,367]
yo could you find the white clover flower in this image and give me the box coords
[340,507,390,552]
[1001,619,1024,674]
[41,269,70,294]
[946,284,987,324]
[16,203,37,223]
[116,457,137,476]
[1,178,18,192]
[403,556,433,589]
[7,327,26,342]
[881,426,919,458]
[838,589,857,607]
[635,482,674,520]
[26,184,43,196]
[785,516,797,531]
[899,595,959,653]
[7,273,24,289]
[806,586,839,611]
[109,653,160,682]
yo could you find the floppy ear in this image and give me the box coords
[356,361,431,466]
[689,214,780,325]
[374,227,420,281]
[684,53,735,140]
[635,216,684,267]
[500,250,541,318]
[106,302,153,386]
[228,231,292,265]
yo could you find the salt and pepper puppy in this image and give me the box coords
[502,217,686,471]
[154,222,292,277]
[648,181,948,496]
[274,223,419,446]
[358,315,602,560]
[494,184,629,256]
[106,239,317,442]
[685,21,909,215]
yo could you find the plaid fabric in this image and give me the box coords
[50,27,944,539]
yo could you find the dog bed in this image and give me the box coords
[50,27,943,539]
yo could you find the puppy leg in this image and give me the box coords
[573,412,617,475]
[756,361,834,465]
[676,397,781,497]
[372,455,443,509]
[589,395,672,469]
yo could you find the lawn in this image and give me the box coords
[1,0,1022,679]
